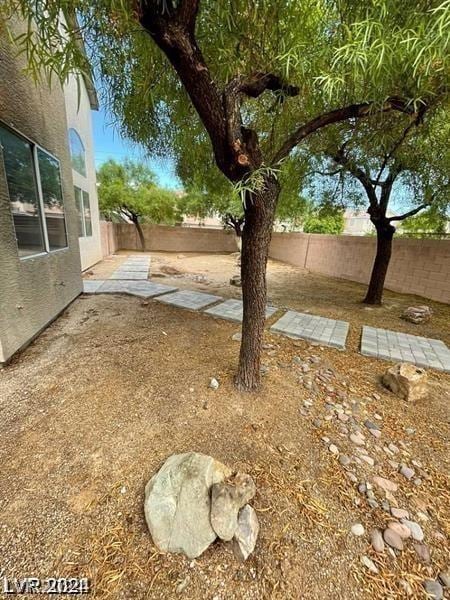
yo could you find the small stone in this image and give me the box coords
[360,455,375,466]
[370,529,385,553]
[374,413,383,420]
[388,443,400,454]
[364,420,379,430]
[373,476,398,493]
[232,332,242,342]
[358,483,367,494]
[339,454,351,466]
[423,580,443,600]
[346,472,358,483]
[400,465,415,480]
[399,580,414,596]
[413,478,422,487]
[367,498,379,509]
[351,523,365,536]
[329,444,339,455]
[381,500,390,512]
[414,542,430,563]
[233,504,259,561]
[383,528,403,550]
[338,413,349,423]
[373,392,381,401]
[402,519,424,541]
[387,521,411,539]
[360,555,378,574]
[350,433,365,446]
[438,571,450,587]
[405,427,415,435]
[391,508,409,519]
[210,473,256,541]
[321,436,330,444]
[312,418,322,428]
[388,460,399,470]
[369,428,381,439]
[209,378,219,390]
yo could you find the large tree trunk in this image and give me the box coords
[134,219,146,252]
[363,220,395,305]
[236,177,280,391]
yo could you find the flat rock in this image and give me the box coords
[373,476,398,493]
[402,519,424,541]
[210,473,256,541]
[329,444,339,455]
[370,528,385,553]
[438,571,450,587]
[382,362,428,402]
[423,580,443,600]
[232,332,242,342]
[387,521,411,539]
[144,452,231,558]
[383,528,404,550]
[400,465,415,480]
[209,378,219,390]
[233,504,259,561]
[414,542,431,563]
[350,432,365,446]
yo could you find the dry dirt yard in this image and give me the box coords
[0,253,449,600]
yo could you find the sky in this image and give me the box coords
[92,106,182,190]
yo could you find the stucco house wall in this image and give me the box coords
[0,19,82,364]
[63,70,102,271]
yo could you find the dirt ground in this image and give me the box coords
[0,253,449,599]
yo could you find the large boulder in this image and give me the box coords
[210,473,256,541]
[144,453,231,558]
[382,363,428,401]
[401,305,433,324]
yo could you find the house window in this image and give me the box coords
[68,128,86,176]
[75,186,92,237]
[0,123,68,258]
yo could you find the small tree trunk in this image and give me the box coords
[363,220,395,305]
[236,177,279,391]
[134,220,146,252]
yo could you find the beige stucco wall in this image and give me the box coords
[115,223,238,253]
[0,19,82,363]
[107,223,449,304]
[63,71,102,271]
[269,232,450,304]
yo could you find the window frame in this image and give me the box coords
[0,121,68,260]
[68,128,87,177]
[74,186,93,238]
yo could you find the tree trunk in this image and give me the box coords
[363,220,395,305]
[134,219,146,252]
[236,177,280,391]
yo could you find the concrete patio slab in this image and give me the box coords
[115,265,149,272]
[270,310,349,349]
[126,281,178,298]
[109,270,148,280]
[204,299,278,323]
[95,281,132,294]
[156,290,222,310]
[83,280,107,293]
[361,326,450,372]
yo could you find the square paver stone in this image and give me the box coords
[96,281,133,294]
[156,290,223,310]
[270,310,349,349]
[115,265,149,272]
[361,326,450,372]
[83,280,107,293]
[109,270,148,280]
[204,299,278,323]
[126,281,178,298]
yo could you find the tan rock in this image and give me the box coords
[382,363,428,401]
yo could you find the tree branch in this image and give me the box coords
[238,72,299,99]
[272,97,418,165]
[389,204,429,221]
[176,0,200,31]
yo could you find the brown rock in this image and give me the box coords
[387,521,411,539]
[401,305,432,324]
[382,363,428,402]
[383,528,404,550]
[373,475,398,493]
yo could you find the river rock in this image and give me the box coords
[370,528,385,553]
[210,473,256,541]
[387,521,411,539]
[382,363,428,401]
[423,580,443,600]
[414,542,431,563]
[383,528,404,550]
[391,507,409,519]
[402,519,424,541]
[144,452,231,558]
[233,504,259,561]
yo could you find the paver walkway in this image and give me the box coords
[204,299,277,323]
[156,290,223,310]
[361,326,450,373]
[270,310,349,349]
[81,256,450,370]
